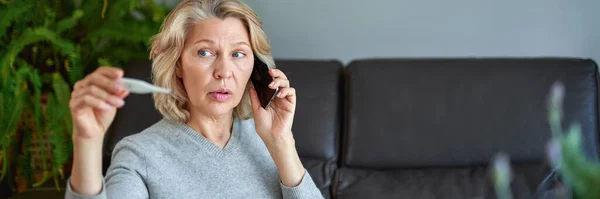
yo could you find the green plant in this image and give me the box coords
[490,81,600,199]
[0,0,169,192]
[547,81,600,199]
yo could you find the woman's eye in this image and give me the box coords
[198,50,213,57]
[232,52,246,58]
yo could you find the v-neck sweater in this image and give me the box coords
[65,118,323,199]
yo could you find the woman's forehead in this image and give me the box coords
[185,17,250,46]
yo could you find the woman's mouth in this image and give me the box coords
[209,88,232,102]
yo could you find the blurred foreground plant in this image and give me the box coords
[546,81,600,199]
[490,81,600,199]
[491,152,513,199]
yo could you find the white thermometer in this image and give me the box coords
[119,77,172,94]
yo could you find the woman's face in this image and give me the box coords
[177,17,253,118]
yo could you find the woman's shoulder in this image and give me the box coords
[238,117,255,128]
[235,117,258,135]
[114,118,182,151]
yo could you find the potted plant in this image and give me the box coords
[0,0,170,195]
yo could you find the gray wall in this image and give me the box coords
[240,0,599,64]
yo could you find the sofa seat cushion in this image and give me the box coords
[334,163,555,199]
[300,156,338,199]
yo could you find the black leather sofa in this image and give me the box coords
[10,58,591,199]
[102,57,600,199]
[333,58,599,199]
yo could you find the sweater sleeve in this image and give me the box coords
[65,138,149,199]
[280,169,324,199]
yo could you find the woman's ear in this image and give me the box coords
[175,61,182,78]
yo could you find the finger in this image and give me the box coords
[276,87,296,104]
[73,67,123,89]
[269,69,288,80]
[74,80,85,89]
[249,87,262,112]
[87,72,126,94]
[117,90,130,99]
[70,95,112,113]
[72,82,129,100]
[70,84,99,100]
[88,85,125,107]
[276,87,296,98]
[71,85,126,108]
[95,66,124,79]
[268,78,290,89]
[70,86,87,100]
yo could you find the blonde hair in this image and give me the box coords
[149,0,275,123]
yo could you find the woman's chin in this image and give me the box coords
[190,98,240,118]
[204,103,236,116]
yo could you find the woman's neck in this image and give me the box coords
[186,112,234,149]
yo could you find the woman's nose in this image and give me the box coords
[213,57,233,79]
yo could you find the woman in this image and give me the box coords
[65,0,323,198]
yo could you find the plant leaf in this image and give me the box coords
[55,9,84,34]
[0,66,27,181]
[560,127,600,199]
[68,50,84,85]
[46,92,68,189]
[53,73,73,136]
[98,57,112,66]
[0,0,33,39]
[1,27,78,86]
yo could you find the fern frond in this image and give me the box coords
[68,50,84,85]
[0,88,4,136]
[22,127,34,187]
[55,9,84,34]
[52,73,73,137]
[43,7,57,28]
[31,171,49,188]
[0,0,33,39]
[0,66,28,181]
[1,27,77,86]
[98,57,112,66]
[0,149,6,182]
[12,63,42,187]
[16,60,42,133]
[52,73,70,107]
[1,28,68,73]
[46,89,68,189]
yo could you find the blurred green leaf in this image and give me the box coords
[0,0,33,39]
[0,66,27,181]
[547,81,600,199]
[55,9,84,34]
[98,57,112,67]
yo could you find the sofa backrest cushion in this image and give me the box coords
[275,60,344,160]
[342,58,599,168]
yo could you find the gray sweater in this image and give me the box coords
[65,117,324,199]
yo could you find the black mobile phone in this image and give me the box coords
[250,57,278,109]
